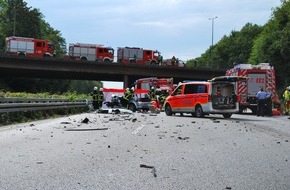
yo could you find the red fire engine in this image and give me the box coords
[134,77,175,110]
[117,47,161,65]
[134,77,174,93]
[226,63,279,114]
[67,43,114,62]
[5,36,55,58]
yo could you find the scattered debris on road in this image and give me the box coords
[66,128,108,131]
[81,117,89,124]
[140,164,157,177]
[178,136,190,140]
[60,121,72,125]
[98,108,133,114]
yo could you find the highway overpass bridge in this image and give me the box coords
[0,56,225,87]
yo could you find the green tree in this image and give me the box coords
[249,0,290,90]
[40,20,66,57]
[0,0,42,38]
[190,23,263,70]
[68,80,103,94]
[0,0,69,93]
[0,0,66,56]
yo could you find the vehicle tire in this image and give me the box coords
[195,105,204,118]
[81,57,87,61]
[150,60,157,66]
[165,104,173,116]
[43,54,50,58]
[128,104,136,112]
[18,52,25,56]
[222,113,232,118]
[191,112,196,117]
[130,60,136,64]
[104,59,110,63]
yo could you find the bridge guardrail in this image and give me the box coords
[0,97,87,113]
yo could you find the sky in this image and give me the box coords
[24,0,282,88]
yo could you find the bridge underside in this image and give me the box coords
[0,56,225,88]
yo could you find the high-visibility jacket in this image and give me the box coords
[149,91,156,101]
[98,92,104,102]
[124,91,133,100]
[91,90,98,101]
[284,90,290,101]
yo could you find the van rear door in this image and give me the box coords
[210,76,248,110]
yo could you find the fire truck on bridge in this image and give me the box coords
[66,43,114,62]
[5,36,55,58]
[117,47,161,65]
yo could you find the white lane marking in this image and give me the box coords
[132,124,145,135]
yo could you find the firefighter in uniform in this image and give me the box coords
[158,90,168,109]
[171,56,176,66]
[90,87,99,110]
[158,53,163,65]
[149,87,157,101]
[122,88,133,108]
[98,88,104,110]
[283,86,290,115]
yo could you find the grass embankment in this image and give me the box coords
[0,91,91,126]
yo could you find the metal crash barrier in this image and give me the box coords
[0,97,87,113]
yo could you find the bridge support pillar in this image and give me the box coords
[123,75,129,88]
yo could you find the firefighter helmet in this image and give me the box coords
[94,86,98,90]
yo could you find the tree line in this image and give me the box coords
[187,0,290,94]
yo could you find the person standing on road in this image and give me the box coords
[256,87,267,117]
[98,88,104,110]
[283,86,290,115]
[171,56,176,66]
[122,88,133,108]
[149,86,157,101]
[90,87,99,110]
[265,87,273,116]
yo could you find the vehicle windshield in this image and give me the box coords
[108,49,114,54]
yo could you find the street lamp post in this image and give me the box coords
[208,16,217,64]
[209,16,218,48]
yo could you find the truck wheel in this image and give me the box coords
[104,59,110,63]
[150,60,157,66]
[128,104,136,112]
[18,52,25,56]
[81,57,87,61]
[43,54,50,58]
[165,104,172,116]
[130,60,136,64]
[195,105,204,118]
[222,113,232,118]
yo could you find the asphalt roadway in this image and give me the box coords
[0,111,289,190]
